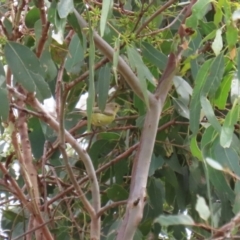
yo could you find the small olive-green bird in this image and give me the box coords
[79,102,120,126]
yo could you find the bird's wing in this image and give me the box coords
[72,107,114,116]
[92,106,114,116]
[102,109,114,116]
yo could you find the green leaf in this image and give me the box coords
[205,53,225,97]
[0,60,5,82]
[25,7,40,28]
[200,96,221,132]
[57,0,74,19]
[106,220,121,240]
[5,42,36,92]
[226,24,238,48]
[173,76,193,103]
[214,144,240,176]
[198,20,216,36]
[3,209,26,223]
[190,136,202,160]
[200,29,217,48]
[233,182,240,214]
[190,59,213,134]
[142,42,167,71]
[220,103,240,148]
[114,160,129,184]
[163,168,178,189]
[0,88,9,121]
[214,5,223,25]
[208,166,235,204]
[133,229,143,240]
[89,139,117,168]
[148,154,164,176]
[167,153,184,174]
[98,132,120,140]
[65,34,84,74]
[68,12,83,42]
[52,11,67,44]
[215,74,232,109]
[106,184,128,201]
[40,50,58,81]
[127,46,152,107]
[237,48,240,86]
[4,42,51,100]
[34,19,43,49]
[190,58,200,80]
[147,178,163,217]
[211,29,223,56]
[156,214,194,226]
[190,53,224,134]
[28,118,45,159]
[173,97,189,119]
[113,36,120,84]
[31,71,52,100]
[201,126,218,149]
[206,157,223,171]
[3,18,13,37]
[100,0,112,36]
[186,0,212,28]
[97,64,111,112]
[87,25,95,130]
[195,195,210,221]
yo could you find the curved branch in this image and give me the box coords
[44,143,139,208]
[26,95,100,233]
[73,8,154,103]
[97,200,127,218]
[116,0,197,238]
[135,0,178,36]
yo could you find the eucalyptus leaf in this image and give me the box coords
[220,103,240,148]
[100,0,112,36]
[156,214,194,226]
[195,195,210,221]
[4,42,51,100]
[57,0,74,18]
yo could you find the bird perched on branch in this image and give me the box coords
[77,102,120,126]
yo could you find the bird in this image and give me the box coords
[77,102,120,126]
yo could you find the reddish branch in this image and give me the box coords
[36,0,49,58]
[44,119,177,208]
[36,22,50,58]
[212,212,240,239]
[15,87,53,239]
[37,0,47,26]
[44,143,138,208]
[66,56,109,90]
[116,0,197,238]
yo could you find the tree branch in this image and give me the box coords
[16,87,53,239]
[26,94,100,236]
[44,143,138,208]
[116,0,197,238]
[73,8,154,103]
[97,200,127,218]
[135,0,178,36]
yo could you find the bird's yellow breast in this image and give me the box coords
[91,113,115,126]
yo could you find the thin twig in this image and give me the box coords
[12,219,54,240]
[97,200,127,218]
[66,57,109,90]
[139,8,186,37]
[44,143,138,208]
[135,0,178,36]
